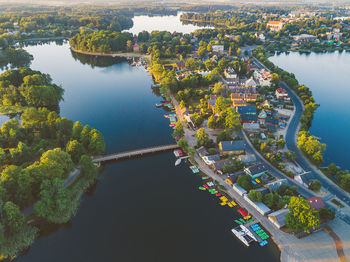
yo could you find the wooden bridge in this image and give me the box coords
[92,144,180,163]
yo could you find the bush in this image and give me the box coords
[248,190,262,202]
[309,179,322,191]
[236,175,253,191]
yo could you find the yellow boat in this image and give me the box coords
[228,203,233,207]
[230,201,237,206]
[220,202,227,206]
[255,178,261,183]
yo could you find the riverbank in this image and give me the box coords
[170,92,348,262]
[70,47,149,59]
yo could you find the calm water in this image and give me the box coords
[270,51,350,169]
[13,42,279,261]
[126,12,212,35]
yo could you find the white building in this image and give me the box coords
[212,45,224,53]
[267,21,284,32]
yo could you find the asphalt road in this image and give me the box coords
[253,57,350,223]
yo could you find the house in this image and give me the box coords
[224,68,238,79]
[275,88,289,100]
[240,114,258,123]
[244,194,271,215]
[133,43,140,52]
[245,78,257,88]
[212,45,224,53]
[176,61,185,70]
[237,106,257,115]
[213,159,233,171]
[293,34,317,43]
[218,140,245,155]
[264,179,288,192]
[268,209,289,228]
[265,116,279,128]
[232,99,247,107]
[239,154,257,165]
[267,21,284,31]
[232,183,247,196]
[294,172,315,188]
[226,171,246,184]
[202,154,220,165]
[243,122,260,132]
[307,197,325,210]
[196,146,209,158]
[244,163,268,179]
[208,95,217,113]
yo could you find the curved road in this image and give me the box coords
[254,57,350,223]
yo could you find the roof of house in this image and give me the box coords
[237,106,257,115]
[308,197,325,210]
[213,159,233,170]
[239,154,257,164]
[241,114,258,122]
[197,146,209,157]
[264,179,288,192]
[268,208,289,227]
[245,78,257,87]
[276,88,287,94]
[266,116,279,125]
[267,21,284,25]
[243,122,260,130]
[205,154,221,162]
[219,140,245,152]
[227,171,245,183]
[296,172,315,185]
[245,162,268,176]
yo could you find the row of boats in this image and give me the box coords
[186,161,270,248]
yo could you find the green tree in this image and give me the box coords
[79,155,98,180]
[237,175,253,191]
[66,140,85,164]
[249,189,262,202]
[225,108,241,131]
[196,128,210,147]
[3,201,24,234]
[327,163,338,175]
[72,121,83,140]
[285,196,320,233]
[207,115,216,129]
[309,179,322,191]
[172,121,184,138]
[88,129,105,155]
[213,82,225,94]
[214,97,230,113]
[185,58,199,71]
[271,73,280,87]
[319,208,335,221]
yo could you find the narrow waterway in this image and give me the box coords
[13,42,280,261]
[270,51,350,170]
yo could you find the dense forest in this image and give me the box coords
[69,30,133,53]
[0,68,63,108]
[0,68,105,259]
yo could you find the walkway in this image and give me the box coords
[92,144,179,163]
[324,227,348,262]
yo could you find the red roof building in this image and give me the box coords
[275,88,289,99]
[307,197,325,210]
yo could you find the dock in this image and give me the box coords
[92,144,179,163]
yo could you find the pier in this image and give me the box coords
[92,144,180,163]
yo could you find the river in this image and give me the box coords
[126,12,212,35]
[270,51,350,170]
[12,42,280,261]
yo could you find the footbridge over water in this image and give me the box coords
[92,144,180,163]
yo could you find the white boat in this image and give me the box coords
[175,159,181,166]
[231,225,257,247]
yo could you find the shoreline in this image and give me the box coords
[70,47,148,58]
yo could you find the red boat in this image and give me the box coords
[238,208,248,217]
[203,184,209,189]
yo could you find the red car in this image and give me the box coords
[238,208,248,217]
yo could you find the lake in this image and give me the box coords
[13,42,280,261]
[126,12,212,35]
[270,51,350,170]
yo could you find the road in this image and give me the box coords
[253,57,350,221]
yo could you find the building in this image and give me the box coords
[176,61,185,70]
[293,34,317,43]
[264,179,288,192]
[226,171,246,185]
[244,163,267,179]
[240,114,258,123]
[196,146,209,158]
[233,99,247,107]
[231,93,257,102]
[275,88,289,100]
[294,172,315,188]
[307,197,325,210]
[213,159,233,171]
[244,194,271,215]
[245,78,257,88]
[218,140,245,155]
[133,43,140,52]
[239,154,257,165]
[232,184,247,196]
[202,154,220,165]
[224,68,238,79]
[212,45,224,53]
[243,122,260,132]
[268,209,289,228]
[267,21,284,32]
